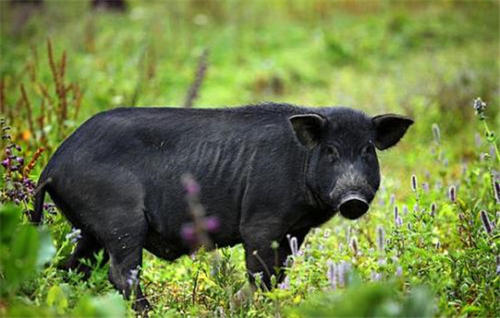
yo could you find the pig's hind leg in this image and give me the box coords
[102,208,151,313]
[61,232,108,278]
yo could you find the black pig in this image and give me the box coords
[31,103,413,311]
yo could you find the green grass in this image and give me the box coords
[1,0,499,317]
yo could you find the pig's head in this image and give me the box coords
[289,108,413,220]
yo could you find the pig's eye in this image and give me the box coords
[326,146,339,162]
[362,144,375,157]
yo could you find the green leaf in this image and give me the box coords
[46,285,68,314]
[36,227,56,268]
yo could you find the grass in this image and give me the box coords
[0,0,499,317]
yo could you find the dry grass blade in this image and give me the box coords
[184,48,209,108]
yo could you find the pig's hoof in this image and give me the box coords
[133,297,151,317]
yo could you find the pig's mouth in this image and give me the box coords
[337,194,369,220]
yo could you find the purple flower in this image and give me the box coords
[496,256,500,276]
[204,216,220,232]
[351,237,358,256]
[16,157,24,165]
[181,174,200,196]
[474,132,482,147]
[326,259,336,290]
[430,203,437,217]
[422,182,429,192]
[480,210,493,235]
[396,266,403,277]
[473,97,487,119]
[413,203,419,213]
[402,205,409,215]
[411,175,417,192]
[432,123,441,144]
[65,228,82,243]
[1,158,10,168]
[493,180,500,204]
[289,236,298,256]
[278,275,290,290]
[376,225,385,252]
[448,185,456,203]
[181,223,197,244]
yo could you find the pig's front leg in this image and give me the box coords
[241,224,309,290]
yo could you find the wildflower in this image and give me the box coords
[376,225,385,252]
[496,256,500,276]
[396,266,403,277]
[389,194,395,206]
[493,180,500,204]
[394,206,403,227]
[204,216,220,232]
[432,123,440,144]
[278,275,290,290]
[473,97,487,119]
[413,203,419,213]
[430,203,437,217]
[422,182,429,192]
[396,216,403,227]
[402,205,409,215]
[371,271,381,281]
[181,223,196,244]
[65,228,82,243]
[411,175,418,192]
[378,257,387,266]
[1,158,10,168]
[350,237,358,256]
[475,133,482,147]
[337,261,350,287]
[326,259,336,290]
[435,240,440,249]
[126,267,139,288]
[480,210,493,235]
[448,185,456,203]
[181,174,200,196]
[289,236,298,256]
[323,229,331,238]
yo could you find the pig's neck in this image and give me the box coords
[304,148,329,211]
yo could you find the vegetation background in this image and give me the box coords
[0,0,498,317]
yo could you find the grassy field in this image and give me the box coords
[1,0,499,317]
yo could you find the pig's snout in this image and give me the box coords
[338,194,369,220]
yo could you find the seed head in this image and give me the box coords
[376,225,385,252]
[326,259,337,290]
[411,175,418,192]
[448,185,456,203]
[289,236,298,256]
[480,210,493,235]
[432,123,441,144]
[430,203,437,217]
[493,179,500,204]
[473,97,487,119]
[350,236,358,256]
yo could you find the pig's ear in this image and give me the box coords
[372,114,414,150]
[289,114,327,150]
